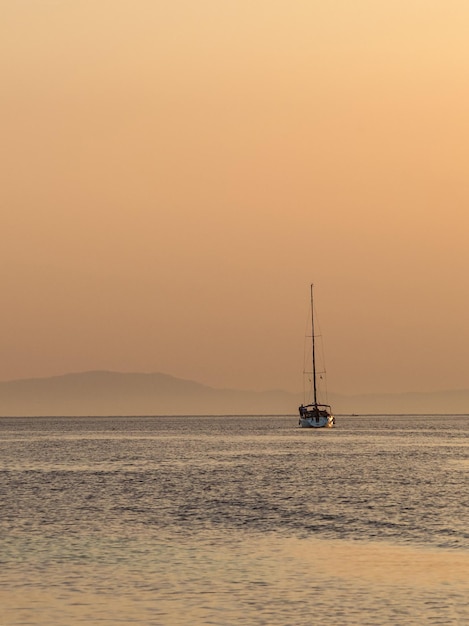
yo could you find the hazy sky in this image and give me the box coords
[1,1,469,394]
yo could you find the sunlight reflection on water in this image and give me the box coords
[0,414,468,625]
[1,533,467,625]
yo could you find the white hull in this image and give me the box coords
[299,415,335,428]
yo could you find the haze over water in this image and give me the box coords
[1,414,467,625]
[2,2,469,397]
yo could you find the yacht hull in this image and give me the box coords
[299,415,335,428]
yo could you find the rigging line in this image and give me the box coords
[302,295,312,404]
[315,304,330,403]
[312,289,330,406]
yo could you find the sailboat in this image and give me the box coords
[298,284,335,428]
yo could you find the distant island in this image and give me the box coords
[0,371,468,416]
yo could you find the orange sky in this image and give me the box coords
[1,1,469,394]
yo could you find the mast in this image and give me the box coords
[310,283,318,406]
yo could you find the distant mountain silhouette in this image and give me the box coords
[332,389,469,415]
[0,371,468,416]
[0,371,296,416]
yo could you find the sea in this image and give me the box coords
[0,414,467,626]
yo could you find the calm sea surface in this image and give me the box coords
[0,414,468,625]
